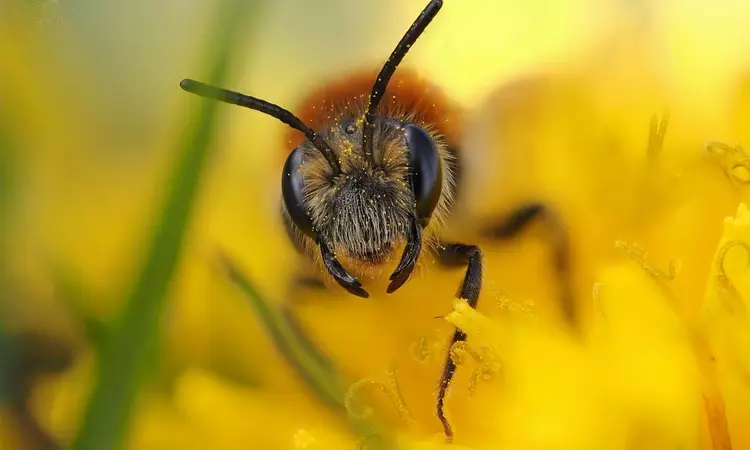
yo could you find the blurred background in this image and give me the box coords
[2,0,750,449]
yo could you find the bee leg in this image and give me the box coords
[480,202,575,327]
[432,204,573,440]
[434,243,483,442]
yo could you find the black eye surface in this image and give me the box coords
[281,147,316,237]
[404,124,443,226]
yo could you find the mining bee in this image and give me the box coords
[180,0,574,441]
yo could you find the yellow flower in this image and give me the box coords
[2,1,750,450]
[445,208,748,450]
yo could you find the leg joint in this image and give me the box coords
[437,243,482,267]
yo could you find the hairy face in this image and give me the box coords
[300,114,416,266]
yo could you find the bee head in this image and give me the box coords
[281,116,443,267]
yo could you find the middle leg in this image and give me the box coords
[481,202,575,327]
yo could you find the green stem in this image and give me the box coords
[69,2,264,449]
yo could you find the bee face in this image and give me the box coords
[282,115,444,267]
[317,167,412,265]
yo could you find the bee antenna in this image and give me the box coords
[180,79,341,175]
[362,0,443,164]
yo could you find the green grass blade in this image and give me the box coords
[69,2,265,449]
[219,252,345,408]
[47,260,110,349]
[0,104,18,324]
[217,252,393,447]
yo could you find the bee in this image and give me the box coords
[180,0,575,441]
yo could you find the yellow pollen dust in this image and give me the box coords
[340,141,355,158]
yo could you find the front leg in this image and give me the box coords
[433,203,574,441]
[435,243,482,442]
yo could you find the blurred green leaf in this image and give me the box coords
[219,252,344,407]
[0,331,20,404]
[47,260,110,350]
[218,251,393,448]
[0,330,73,450]
[0,123,15,222]
[69,1,266,449]
[0,108,17,323]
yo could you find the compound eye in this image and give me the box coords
[405,124,443,226]
[281,147,315,237]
